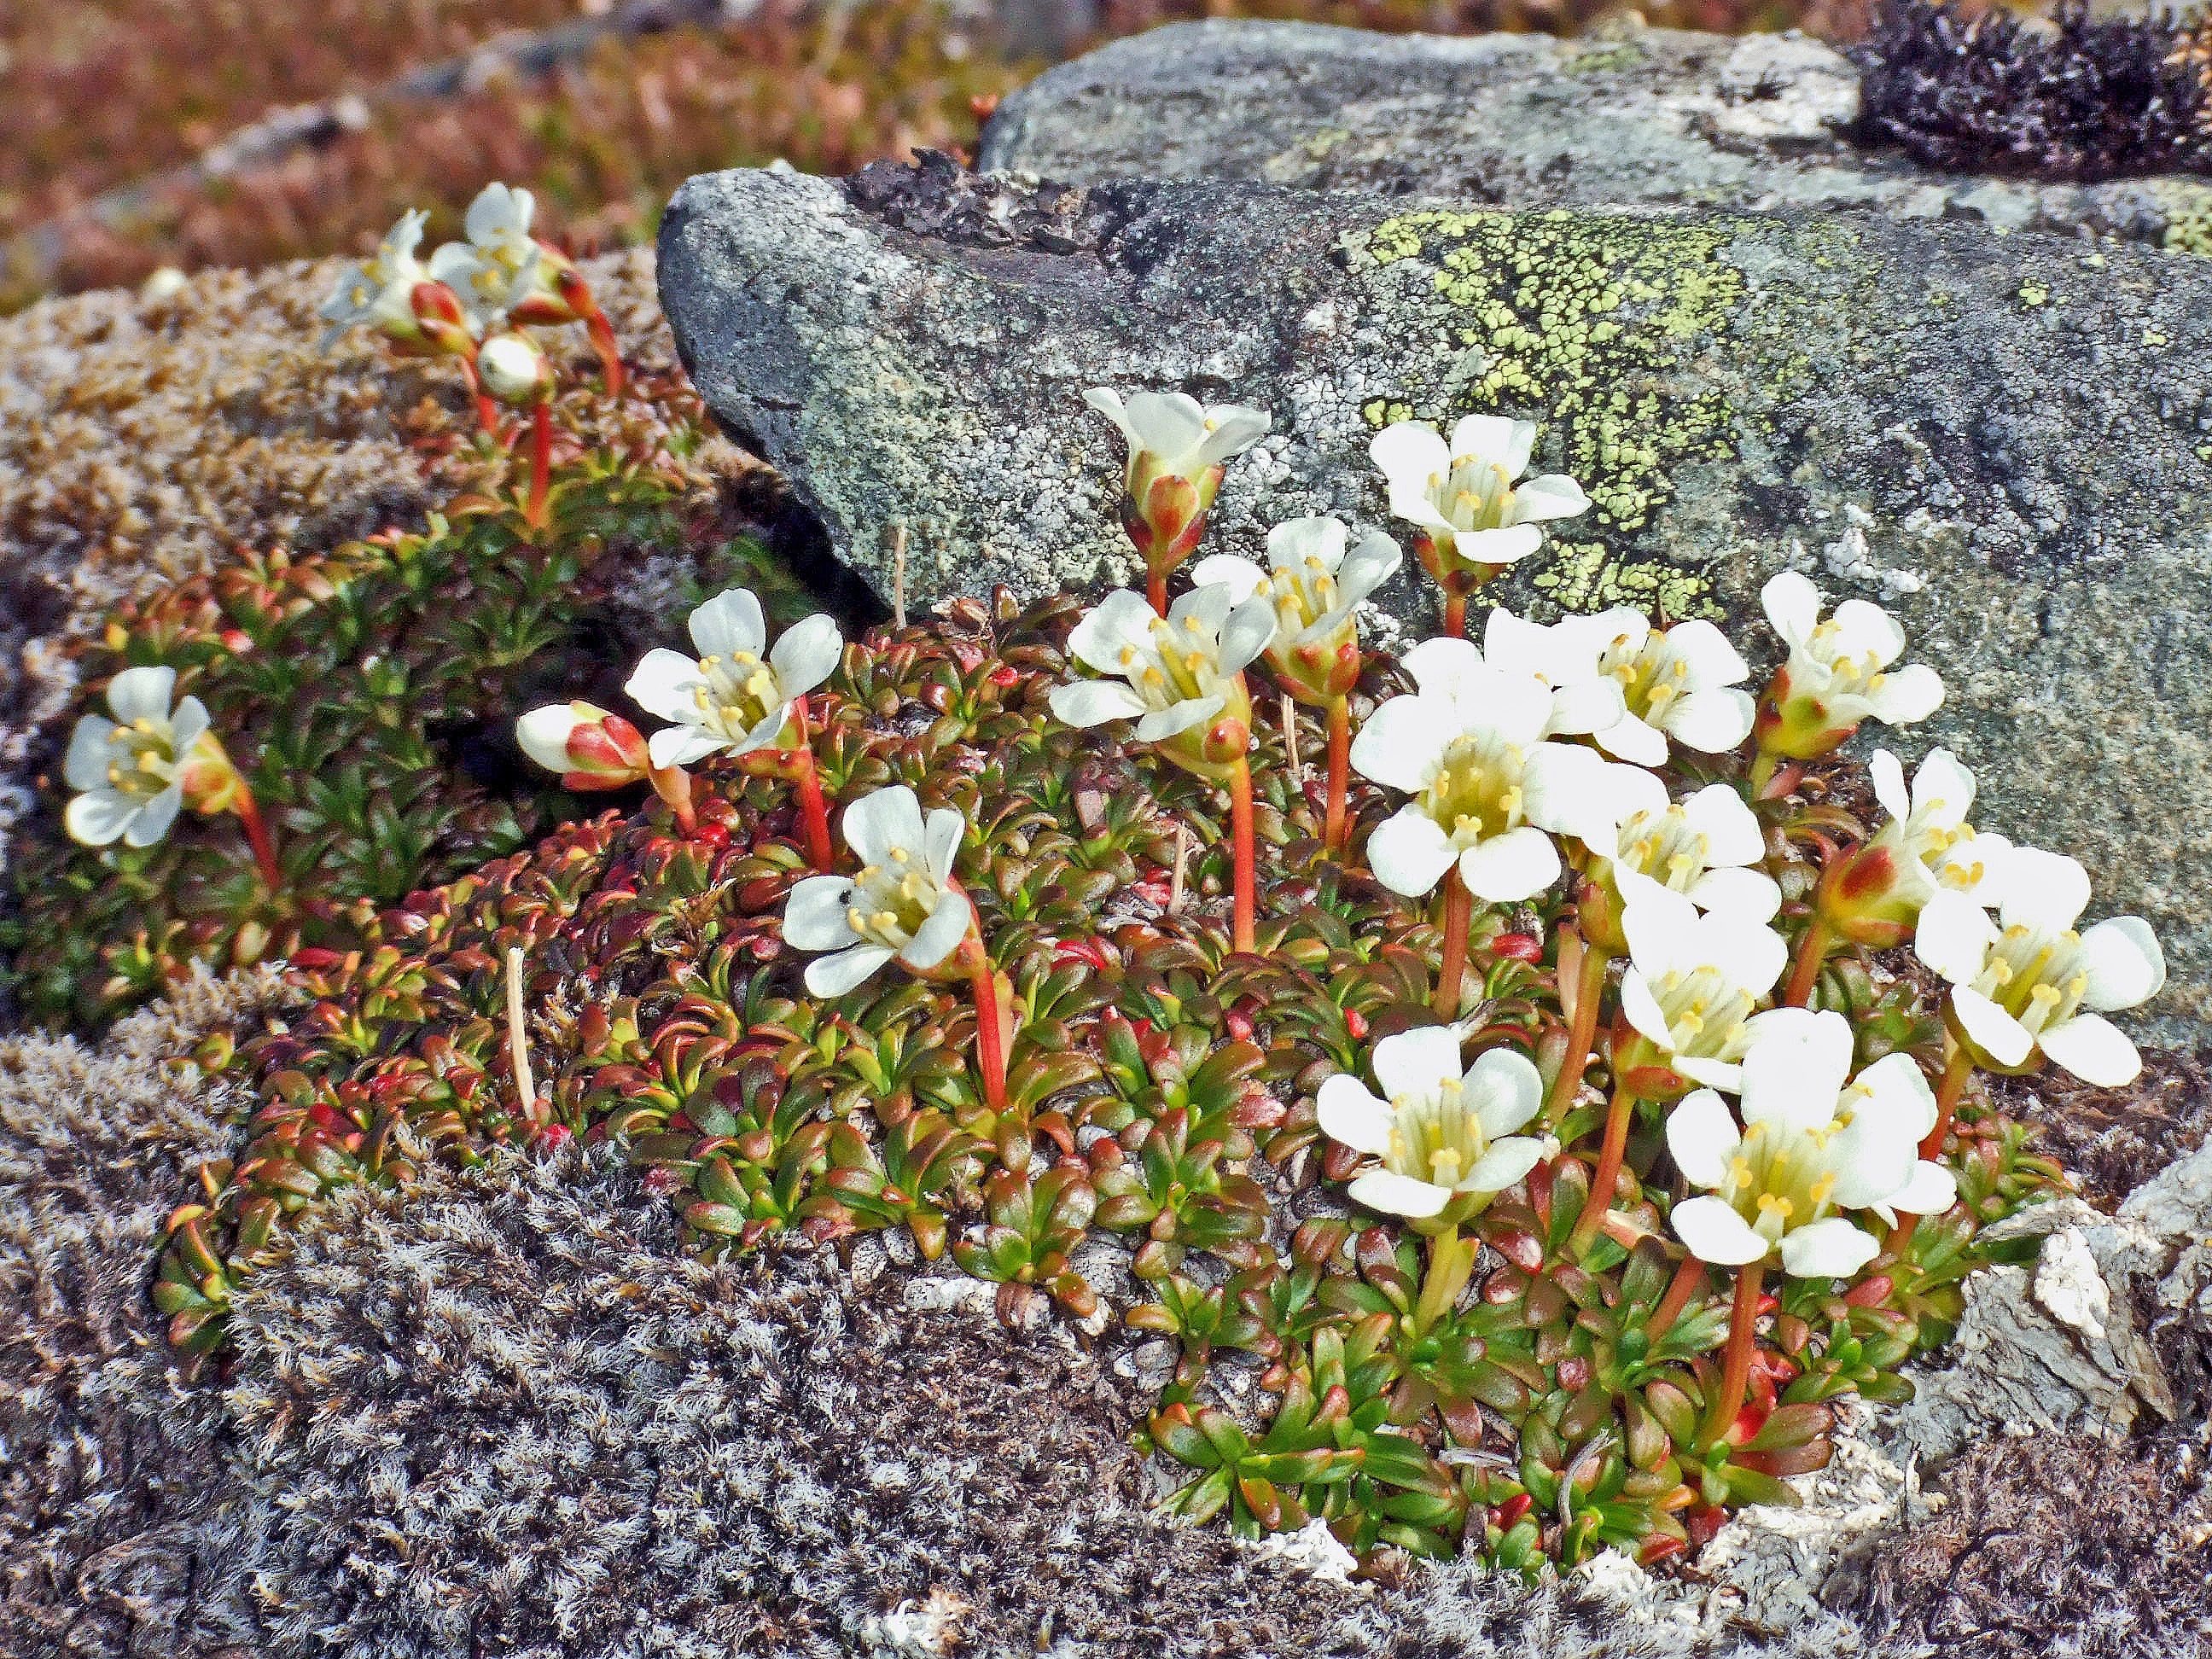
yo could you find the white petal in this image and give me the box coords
[1448,414,1531,474]
[107,665,176,725]
[1265,516,1348,573]
[1347,1168,1451,1220]
[922,807,966,884]
[1165,580,1234,639]
[1545,678,1627,740]
[1400,635,1489,700]
[1665,1090,1743,1189]
[1121,391,1210,468]
[170,696,210,753]
[1049,679,1148,729]
[1909,748,1976,827]
[1618,968,1676,1050]
[1853,1051,1941,1139]
[1452,523,1545,565]
[1867,663,1943,725]
[1372,1025,1465,1105]
[1517,742,1617,848]
[1349,696,1448,793]
[1996,849,2092,936]
[1335,531,1403,605]
[649,725,723,769]
[783,876,859,950]
[65,716,119,791]
[1317,1074,1397,1158]
[770,614,844,696]
[1481,608,1561,686]
[1136,696,1225,742]
[1592,713,1669,767]
[900,892,975,972]
[1457,825,1560,903]
[2076,917,2165,1011]
[66,789,139,846]
[1461,1136,1545,1194]
[515,704,586,774]
[1671,1196,1769,1266]
[1738,1010,1854,1132]
[2036,1012,2143,1088]
[1915,892,1998,985]
[1601,764,1673,832]
[1656,620,1748,690]
[1068,590,1161,673]
[1826,599,1908,668]
[1467,1047,1544,1138]
[1509,474,1590,523]
[804,944,898,998]
[1673,1056,1747,1091]
[842,786,926,869]
[1366,807,1458,897]
[1870,749,1910,824]
[688,588,767,660]
[1191,405,1272,469]
[1883,1160,1958,1220]
[1662,688,1755,754]
[1679,783,1766,867]
[1950,986,2035,1068]
[1216,596,1278,676]
[1082,386,1137,451]
[1702,914,1788,998]
[1189,553,1266,602]
[1760,571,1821,650]
[1623,887,1703,978]
[122,783,183,847]
[625,649,707,725]
[1779,1217,1881,1279]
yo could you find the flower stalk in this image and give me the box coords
[958,934,1011,1114]
[1702,1260,1767,1444]
[231,784,283,891]
[1546,926,1610,1125]
[1569,1081,1640,1254]
[1781,911,1834,1009]
[1435,870,1471,1016]
[1229,757,1257,954]
[1646,1254,1708,1343]
[789,703,835,875]
[1323,697,1352,858]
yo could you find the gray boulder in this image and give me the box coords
[657,157,2212,1038]
[976,19,2212,247]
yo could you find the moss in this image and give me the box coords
[1339,206,1747,614]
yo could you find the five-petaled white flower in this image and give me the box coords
[1317,1025,1549,1220]
[1084,388,1270,567]
[1666,1010,1957,1275]
[1368,415,1589,574]
[1915,847,2165,1087]
[1822,748,2012,946]
[428,183,551,323]
[1191,516,1401,704]
[1489,607,1755,766]
[1348,635,1627,902]
[1048,585,1276,776]
[317,208,448,348]
[1757,572,1943,758]
[63,667,217,847]
[1594,773,1780,927]
[1615,887,1788,1093]
[783,787,976,997]
[624,588,843,770]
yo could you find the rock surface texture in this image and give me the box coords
[977,19,2212,243]
[657,150,2212,1038]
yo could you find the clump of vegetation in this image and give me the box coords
[1855,0,2212,182]
[40,212,2156,1578]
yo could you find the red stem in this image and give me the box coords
[648,764,697,835]
[1229,759,1256,953]
[963,937,1009,1114]
[1781,912,1833,1009]
[232,787,282,891]
[1889,1038,1976,1254]
[1443,591,1468,638]
[788,705,835,873]
[457,354,498,434]
[1323,697,1351,859]
[1646,1254,1708,1344]
[1702,1260,1767,1445]
[1569,1082,1638,1254]
[525,401,552,529]
[1147,567,1168,618]
[1433,869,1470,1016]
[1546,934,1610,1124]
[584,307,626,398]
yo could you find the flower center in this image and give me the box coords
[1118,614,1224,711]
[1802,619,1890,696]
[1973,923,2091,1033]
[1382,1083,1491,1190]
[1262,556,1340,633]
[1618,806,1712,894]
[844,847,945,951]
[1439,457,1514,534]
[691,650,786,742]
[1651,967,1755,1060]
[1717,1121,1842,1242]
[102,718,183,804]
[1423,731,1528,847]
[1604,635,1691,724]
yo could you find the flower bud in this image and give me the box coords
[515,701,649,789]
[480,330,554,405]
[408,281,478,358]
[176,731,247,815]
[1753,666,1859,760]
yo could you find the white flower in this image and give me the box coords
[624,588,844,769]
[515,701,649,786]
[1615,887,1788,1091]
[1317,1025,1549,1219]
[1758,572,1943,756]
[478,331,552,403]
[1190,516,1400,704]
[1489,607,1755,766]
[1915,848,2165,1087]
[1865,748,2011,905]
[1348,636,1628,902]
[1595,772,1780,924]
[62,667,211,847]
[1368,415,1588,573]
[317,208,439,346]
[1666,1010,1956,1275]
[783,788,975,997]
[1048,585,1275,772]
[1085,388,1271,494]
[426,183,550,322]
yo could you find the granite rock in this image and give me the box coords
[975,20,2212,247]
[656,157,2212,1037]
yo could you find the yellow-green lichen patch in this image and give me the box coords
[1529,539,1721,620]
[1338,207,1748,613]
[2166,203,2212,257]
